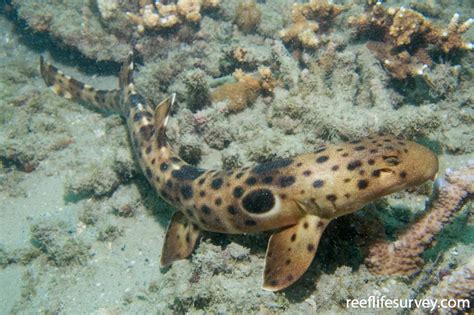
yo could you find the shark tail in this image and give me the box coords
[39,53,135,116]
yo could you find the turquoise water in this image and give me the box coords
[0,1,472,314]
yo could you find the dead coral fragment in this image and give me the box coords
[367,41,432,80]
[177,0,219,23]
[279,0,344,49]
[127,0,219,33]
[211,68,276,112]
[349,3,472,52]
[258,67,277,95]
[349,4,472,79]
[232,47,248,63]
[234,0,262,34]
[427,13,474,53]
[365,164,473,276]
[389,7,430,46]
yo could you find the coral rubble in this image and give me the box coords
[127,0,219,33]
[365,164,473,276]
[278,0,344,49]
[349,3,473,80]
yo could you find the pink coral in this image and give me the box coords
[365,163,473,276]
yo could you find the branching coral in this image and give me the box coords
[365,163,473,276]
[211,68,277,112]
[279,0,344,49]
[349,3,473,80]
[127,0,219,33]
[427,12,474,53]
[366,41,432,80]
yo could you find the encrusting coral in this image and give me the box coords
[365,163,473,276]
[279,0,344,49]
[211,68,276,113]
[349,2,473,80]
[127,0,219,33]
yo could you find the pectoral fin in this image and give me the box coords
[263,215,329,291]
[160,211,201,267]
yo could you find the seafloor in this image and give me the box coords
[0,0,472,314]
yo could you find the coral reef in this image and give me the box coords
[211,68,276,113]
[349,3,473,80]
[278,0,344,49]
[127,0,220,33]
[234,0,261,34]
[365,163,473,276]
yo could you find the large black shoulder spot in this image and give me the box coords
[242,189,275,214]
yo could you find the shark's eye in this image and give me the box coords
[383,156,400,166]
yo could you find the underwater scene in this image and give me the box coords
[0,0,472,313]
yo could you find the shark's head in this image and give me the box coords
[324,137,439,216]
[368,139,439,195]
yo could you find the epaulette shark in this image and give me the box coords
[40,53,439,291]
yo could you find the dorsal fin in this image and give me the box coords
[154,94,176,148]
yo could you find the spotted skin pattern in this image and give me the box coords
[40,53,439,291]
